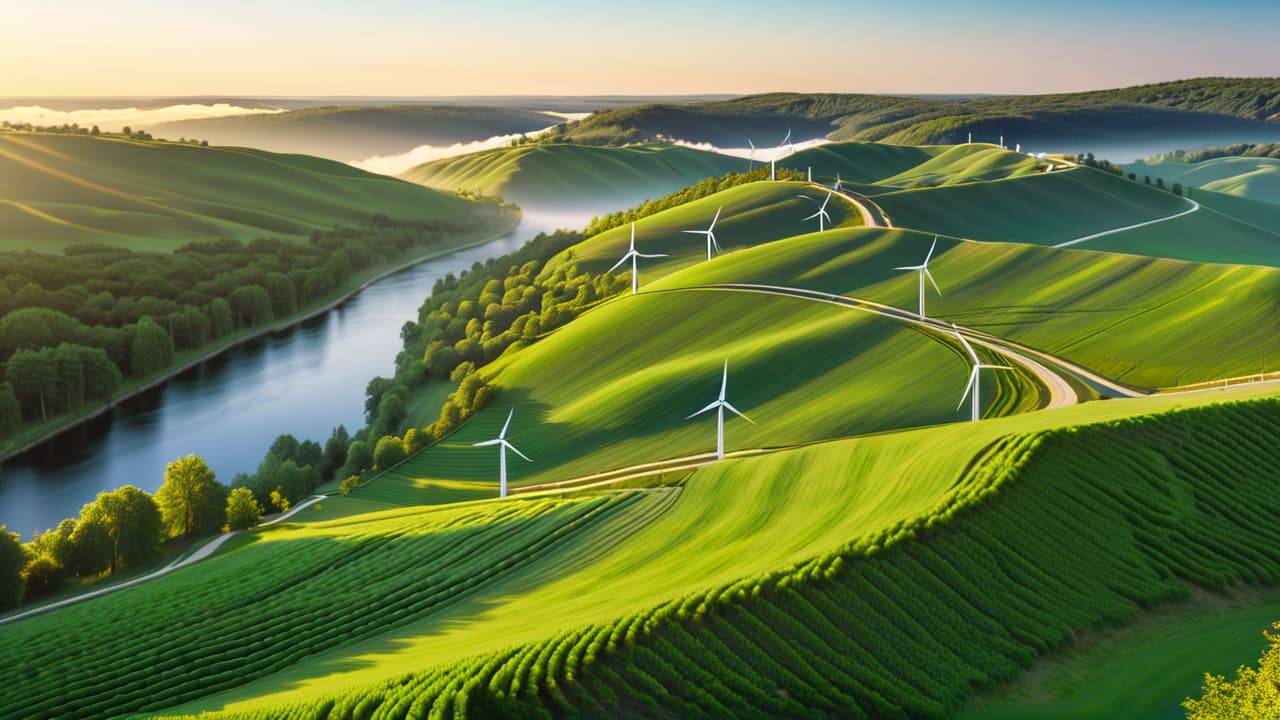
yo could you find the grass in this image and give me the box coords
[959,587,1280,720]
[360,288,1040,505]
[1126,156,1280,205]
[0,132,481,251]
[400,142,744,209]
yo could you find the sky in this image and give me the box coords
[2,0,1278,97]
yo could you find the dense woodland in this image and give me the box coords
[0,211,512,443]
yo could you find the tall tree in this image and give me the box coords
[0,526,25,611]
[130,316,174,376]
[156,455,227,538]
[0,382,21,435]
[6,348,58,420]
[209,298,234,338]
[80,486,162,573]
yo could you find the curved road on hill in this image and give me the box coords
[1053,197,1200,248]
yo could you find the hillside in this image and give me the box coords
[400,143,744,210]
[146,105,559,162]
[1126,155,1280,204]
[0,132,486,251]
[539,78,1280,159]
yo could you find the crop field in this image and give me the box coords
[400,143,744,208]
[0,133,481,251]
[652,226,1280,387]
[362,288,1040,505]
[150,386,1280,719]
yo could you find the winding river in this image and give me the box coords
[0,212,585,539]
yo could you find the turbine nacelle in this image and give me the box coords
[798,191,833,232]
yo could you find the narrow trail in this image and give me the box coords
[1053,198,1200,248]
[0,495,327,626]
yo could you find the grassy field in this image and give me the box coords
[650,226,1280,387]
[361,288,1039,505]
[0,132,482,251]
[400,142,744,209]
[1126,156,1280,204]
[960,587,1280,720]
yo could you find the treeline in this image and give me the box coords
[584,166,804,236]
[0,210,512,442]
[0,455,267,611]
[1143,142,1280,164]
[1073,152,1191,197]
[0,122,205,145]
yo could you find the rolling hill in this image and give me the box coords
[537,78,1280,160]
[0,132,490,251]
[146,105,560,162]
[1126,155,1280,204]
[400,143,745,211]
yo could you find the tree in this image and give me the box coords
[80,486,162,573]
[369,393,407,440]
[67,518,112,576]
[322,425,350,479]
[339,475,360,495]
[1184,622,1280,719]
[209,298,234,338]
[130,316,174,376]
[262,272,297,317]
[0,382,21,435]
[225,487,263,530]
[0,526,25,611]
[156,455,227,538]
[6,348,58,420]
[23,555,61,595]
[373,435,406,470]
[268,434,301,462]
[228,285,273,327]
[340,439,373,478]
[403,427,430,456]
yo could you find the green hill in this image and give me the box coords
[1126,155,1280,204]
[400,142,744,210]
[146,105,559,162]
[0,132,485,251]
[652,226,1280,388]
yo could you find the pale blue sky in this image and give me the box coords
[2,0,1277,96]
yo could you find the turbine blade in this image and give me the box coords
[796,194,818,205]
[607,253,632,274]
[500,408,514,439]
[720,359,729,400]
[685,400,720,420]
[636,252,669,258]
[681,230,708,236]
[709,207,721,231]
[473,439,502,447]
[894,264,925,271]
[723,401,755,424]
[803,210,821,222]
[979,364,1014,371]
[952,323,979,364]
[503,440,532,463]
[710,232,721,254]
[924,236,938,265]
[820,191,832,210]
[925,268,942,296]
[956,368,978,410]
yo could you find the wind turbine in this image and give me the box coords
[472,408,531,498]
[682,207,723,261]
[893,236,941,319]
[798,191,832,232]
[608,222,668,295]
[832,173,843,192]
[748,138,756,171]
[953,324,1012,423]
[685,360,754,460]
[770,128,792,181]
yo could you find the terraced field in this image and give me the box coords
[0,133,482,251]
[651,226,1280,387]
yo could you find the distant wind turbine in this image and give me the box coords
[685,360,754,459]
[893,236,941,319]
[832,173,843,192]
[798,191,832,232]
[472,408,531,498]
[682,207,723,261]
[608,222,668,295]
[770,128,792,181]
[953,324,1012,423]
[748,138,756,171]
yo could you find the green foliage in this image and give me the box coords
[130,316,175,375]
[340,440,374,479]
[269,488,290,514]
[338,476,361,496]
[373,435,407,470]
[0,526,25,611]
[79,486,162,573]
[1145,143,1280,164]
[225,487,263,531]
[1184,622,1280,719]
[156,455,228,538]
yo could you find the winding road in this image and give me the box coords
[1054,197,1200,248]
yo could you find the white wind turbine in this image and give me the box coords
[472,408,531,498]
[685,360,754,460]
[798,191,833,232]
[748,138,756,171]
[770,128,792,181]
[832,173,843,192]
[682,207,723,261]
[953,324,1012,423]
[893,236,941,319]
[608,222,668,295]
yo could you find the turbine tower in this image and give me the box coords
[748,138,756,171]
[682,207,723,261]
[608,222,668,295]
[798,191,833,232]
[953,324,1012,423]
[685,360,754,459]
[893,236,941,319]
[472,408,531,498]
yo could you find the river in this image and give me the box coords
[0,212,586,539]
